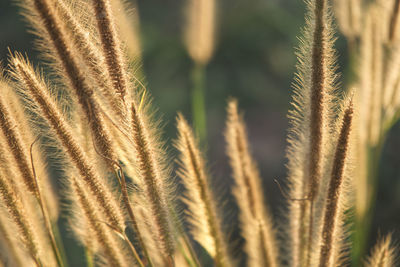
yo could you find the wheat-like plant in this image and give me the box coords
[0,0,398,266]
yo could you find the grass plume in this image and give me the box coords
[176,114,230,267]
[21,0,118,166]
[225,99,278,267]
[90,0,129,103]
[0,169,40,265]
[287,0,338,265]
[10,54,125,232]
[318,99,353,267]
[364,235,398,267]
[130,102,174,262]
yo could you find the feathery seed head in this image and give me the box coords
[176,114,231,266]
[365,235,398,267]
[10,54,125,232]
[225,99,278,267]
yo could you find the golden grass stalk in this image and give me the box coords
[176,114,230,267]
[90,0,129,103]
[184,0,215,65]
[364,235,398,267]
[22,0,118,165]
[71,177,129,267]
[317,99,353,267]
[10,54,125,232]
[287,0,337,265]
[225,99,277,267]
[130,102,174,261]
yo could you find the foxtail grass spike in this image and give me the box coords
[90,0,129,102]
[318,99,353,267]
[287,0,338,265]
[364,235,398,267]
[23,0,118,166]
[225,99,278,267]
[176,114,231,267]
[10,54,125,232]
[0,170,40,265]
[130,102,175,260]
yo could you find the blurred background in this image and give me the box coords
[0,0,399,265]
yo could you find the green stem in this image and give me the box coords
[53,222,69,267]
[191,63,207,144]
[85,248,94,267]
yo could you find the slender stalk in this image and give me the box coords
[113,169,153,267]
[85,248,94,267]
[191,63,207,143]
[121,232,145,267]
[30,139,64,267]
